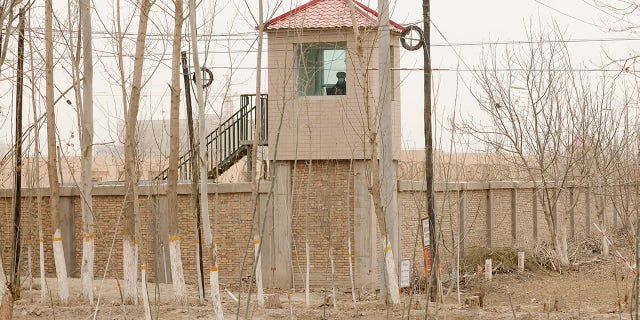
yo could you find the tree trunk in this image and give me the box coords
[251,0,265,309]
[45,0,69,304]
[141,265,151,320]
[79,0,94,303]
[122,0,153,305]
[10,7,25,302]
[167,0,187,306]
[27,8,48,304]
[187,0,222,317]
[597,193,609,256]
[346,0,400,306]
[0,255,13,320]
[254,236,264,307]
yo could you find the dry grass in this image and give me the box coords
[462,247,549,275]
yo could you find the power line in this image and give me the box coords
[533,0,602,28]
[10,25,640,48]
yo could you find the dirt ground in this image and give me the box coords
[8,249,640,319]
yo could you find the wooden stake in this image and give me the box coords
[484,259,492,281]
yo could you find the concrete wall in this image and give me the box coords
[1,161,629,291]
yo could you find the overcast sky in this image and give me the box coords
[1,0,637,156]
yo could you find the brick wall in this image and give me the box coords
[1,171,632,290]
[0,184,257,288]
[289,160,353,289]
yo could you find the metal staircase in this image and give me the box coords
[156,94,268,181]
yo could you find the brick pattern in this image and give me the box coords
[0,191,256,288]
[289,160,352,289]
[1,174,628,290]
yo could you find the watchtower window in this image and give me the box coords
[297,43,346,96]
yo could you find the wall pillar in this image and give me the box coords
[511,187,517,246]
[153,195,171,283]
[533,189,538,242]
[569,188,576,240]
[486,187,493,247]
[458,189,466,257]
[59,196,75,276]
[585,188,591,236]
[353,161,376,291]
[262,161,292,288]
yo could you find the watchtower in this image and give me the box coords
[265,0,402,160]
[261,0,405,290]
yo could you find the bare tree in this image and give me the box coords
[45,0,70,304]
[571,88,628,256]
[0,255,10,319]
[251,0,265,308]
[0,0,25,79]
[347,0,400,305]
[26,8,48,304]
[462,26,621,266]
[79,0,95,303]
[167,0,187,305]
[123,0,155,305]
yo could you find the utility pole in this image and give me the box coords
[181,51,205,304]
[10,7,25,300]
[423,0,438,301]
[187,0,223,316]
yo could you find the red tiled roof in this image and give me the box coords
[266,0,403,32]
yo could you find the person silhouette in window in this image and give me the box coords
[335,71,346,95]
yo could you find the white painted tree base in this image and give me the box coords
[0,261,11,320]
[39,239,48,303]
[169,239,187,305]
[141,265,152,320]
[52,229,69,304]
[81,237,94,302]
[210,269,224,320]
[383,239,400,305]
[123,239,138,305]
[254,238,264,307]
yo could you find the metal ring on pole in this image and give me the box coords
[193,66,214,88]
[400,25,424,51]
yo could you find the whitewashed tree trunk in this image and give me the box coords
[383,237,400,305]
[346,0,400,305]
[210,245,224,320]
[0,255,13,319]
[141,265,151,320]
[599,197,609,255]
[45,0,68,304]
[554,233,570,266]
[347,233,356,304]
[82,238,94,301]
[254,237,264,307]
[167,0,187,306]
[187,0,223,317]
[27,10,47,304]
[210,270,223,319]
[122,0,152,304]
[79,0,94,303]
[168,240,186,304]
[123,239,137,304]
[52,229,69,303]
